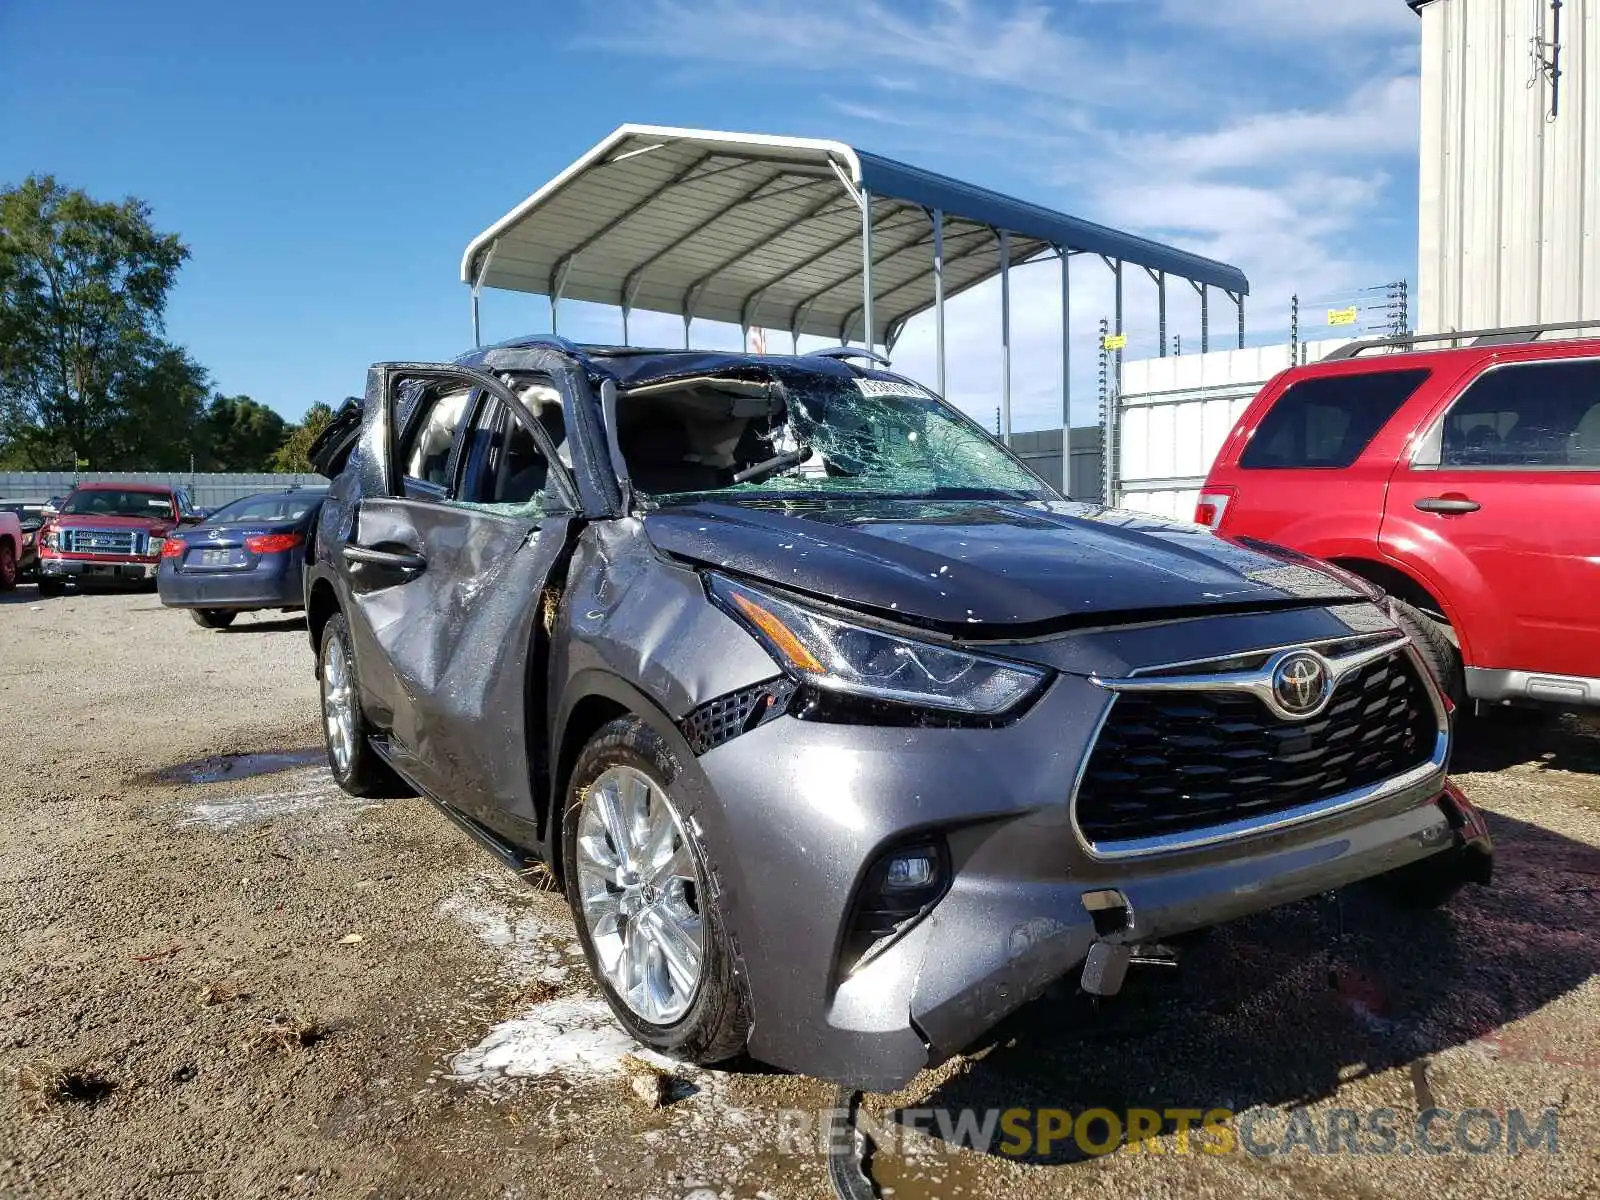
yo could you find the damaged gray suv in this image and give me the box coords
[304,336,1492,1090]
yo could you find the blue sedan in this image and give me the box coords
[158,488,325,629]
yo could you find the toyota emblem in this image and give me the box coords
[1272,652,1331,718]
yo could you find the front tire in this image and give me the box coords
[563,717,749,1065]
[190,608,237,629]
[1390,597,1463,710]
[0,544,16,591]
[318,612,401,797]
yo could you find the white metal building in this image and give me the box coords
[1415,0,1599,333]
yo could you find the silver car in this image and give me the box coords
[304,337,1491,1090]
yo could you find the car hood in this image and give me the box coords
[52,514,175,534]
[641,496,1370,632]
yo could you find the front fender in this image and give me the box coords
[1379,520,1505,666]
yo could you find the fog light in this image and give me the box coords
[884,851,937,890]
[840,839,950,975]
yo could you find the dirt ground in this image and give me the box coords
[2,586,1599,1200]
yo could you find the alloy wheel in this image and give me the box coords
[574,764,705,1025]
[321,633,356,776]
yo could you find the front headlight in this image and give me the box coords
[147,537,165,558]
[707,573,1046,717]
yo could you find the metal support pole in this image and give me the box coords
[859,187,875,350]
[1201,284,1210,353]
[1060,249,1071,494]
[550,296,559,336]
[1112,258,1123,402]
[1236,293,1245,349]
[999,229,1012,446]
[470,240,497,349]
[1097,317,1112,505]
[1157,271,1167,357]
[932,209,946,397]
[622,307,631,348]
[683,313,691,350]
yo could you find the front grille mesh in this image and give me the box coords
[1076,651,1438,848]
[64,528,142,555]
[680,679,796,755]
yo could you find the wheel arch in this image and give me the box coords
[545,670,696,883]
[1328,555,1452,626]
[305,575,340,663]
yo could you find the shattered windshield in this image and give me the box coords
[622,369,1056,504]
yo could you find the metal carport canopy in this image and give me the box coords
[459,124,1249,351]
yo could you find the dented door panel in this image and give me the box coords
[343,496,571,829]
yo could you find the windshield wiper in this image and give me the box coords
[732,448,808,485]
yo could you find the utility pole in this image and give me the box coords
[1289,294,1299,366]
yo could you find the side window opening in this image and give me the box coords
[454,384,565,517]
[1240,368,1430,470]
[1439,359,1600,469]
[395,381,475,495]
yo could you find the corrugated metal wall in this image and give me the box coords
[1115,339,1353,520]
[1007,428,1104,500]
[0,472,326,510]
[1418,0,1600,332]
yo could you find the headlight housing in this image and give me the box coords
[707,573,1046,718]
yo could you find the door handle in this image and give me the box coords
[1414,495,1480,515]
[343,544,427,572]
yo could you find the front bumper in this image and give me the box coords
[682,660,1484,1092]
[38,555,158,584]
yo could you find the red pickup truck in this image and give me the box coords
[1197,328,1600,716]
[36,482,203,596]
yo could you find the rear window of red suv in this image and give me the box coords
[1240,368,1430,469]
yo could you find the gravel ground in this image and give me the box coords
[2,586,1598,1200]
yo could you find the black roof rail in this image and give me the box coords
[1322,318,1600,361]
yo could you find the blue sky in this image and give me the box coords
[1,0,1423,430]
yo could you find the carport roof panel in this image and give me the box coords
[461,124,1248,345]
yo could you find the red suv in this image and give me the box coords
[1198,329,1600,715]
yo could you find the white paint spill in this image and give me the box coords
[180,769,370,830]
[438,874,573,981]
[449,995,640,1082]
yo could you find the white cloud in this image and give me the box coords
[584,0,1193,109]
[1132,75,1420,175]
[576,0,1421,432]
[1160,0,1416,38]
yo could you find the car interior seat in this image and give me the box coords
[621,411,726,494]
[1565,402,1600,467]
[1457,424,1503,465]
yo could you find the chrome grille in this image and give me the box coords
[64,528,143,555]
[1075,648,1439,852]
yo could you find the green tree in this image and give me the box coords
[271,402,335,473]
[0,175,194,468]
[204,393,289,470]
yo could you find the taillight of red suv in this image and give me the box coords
[1194,487,1236,529]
